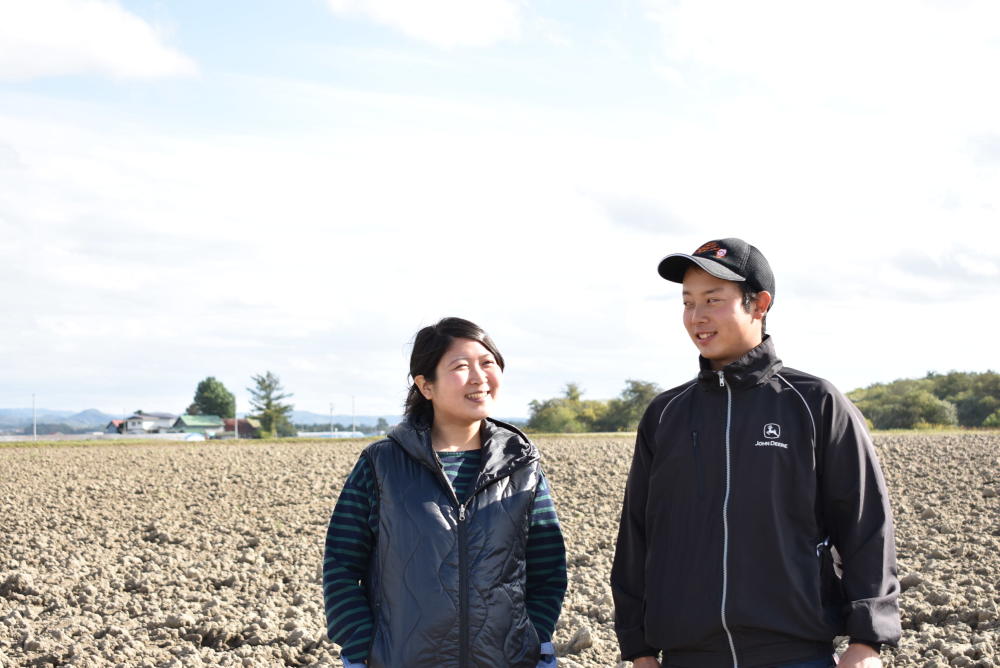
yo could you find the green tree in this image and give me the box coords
[527,398,588,433]
[247,371,295,437]
[190,376,235,418]
[563,382,583,402]
[849,380,957,429]
[527,383,607,433]
[983,409,1000,428]
[921,370,1000,426]
[599,379,663,431]
[953,392,1000,427]
[925,371,972,401]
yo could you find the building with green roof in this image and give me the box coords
[173,414,225,437]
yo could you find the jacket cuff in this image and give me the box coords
[845,599,902,647]
[536,641,558,667]
[617,626,658,661]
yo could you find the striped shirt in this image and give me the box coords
[322,449,567,663]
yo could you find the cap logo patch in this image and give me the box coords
[715,249,728,258]
[694,241,721,255]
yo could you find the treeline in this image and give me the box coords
[526,380,661,433]
[525,371,1000,434]
[848,371,1000,429]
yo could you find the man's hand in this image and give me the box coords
[631,657,660,667]
[839,643,882,668]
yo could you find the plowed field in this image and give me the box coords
[1,433,997,667]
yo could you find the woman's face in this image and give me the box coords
[417,338,502,427]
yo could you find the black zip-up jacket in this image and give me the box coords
[611,337,900,667]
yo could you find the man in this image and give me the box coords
[611,238,900,668]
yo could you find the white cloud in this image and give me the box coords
[0,0,196,81]
[5,87,996,412]
[325,0,522,48]
[4,9,1000,417]
[641,0,1000,123]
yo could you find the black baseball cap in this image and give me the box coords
[657,237,775,297]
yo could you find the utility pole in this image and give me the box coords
[32,393,36,441]
[351,395,356,433]
[234,399,239,440]
[329,402,335,436]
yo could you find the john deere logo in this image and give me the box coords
[763,423,780,438]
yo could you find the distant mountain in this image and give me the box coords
[64,409,119,428]
[0,408,71,428]
[1,408,521,430]
[287,411,525,427]
[288,411,402,427]
[0,408,118,429]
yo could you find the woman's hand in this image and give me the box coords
[537,640,557,667]
[632,656,660,667]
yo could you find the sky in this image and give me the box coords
[1,0,999,419]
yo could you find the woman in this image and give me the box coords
[323,317,567,667]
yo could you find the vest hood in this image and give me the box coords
[387,417,539,492]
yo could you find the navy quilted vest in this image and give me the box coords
[362,418,541,668]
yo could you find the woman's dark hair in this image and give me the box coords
[404,317,505,426]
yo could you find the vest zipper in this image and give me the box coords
[718,370,739,668]
[433,452,535,668]
[430,458,470,666]
[458,500,469,668]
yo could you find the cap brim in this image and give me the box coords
[657,254,746,283]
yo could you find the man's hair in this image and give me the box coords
[740,283,767,336]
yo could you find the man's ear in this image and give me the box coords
[754,291,773,319]
[414,375,433,400]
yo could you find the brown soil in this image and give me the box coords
[0,433,996,667]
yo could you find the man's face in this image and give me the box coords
[682,266,766,370]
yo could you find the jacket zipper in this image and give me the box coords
[718,370,739,668]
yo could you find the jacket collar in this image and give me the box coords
[697,335,783,391]
[387,417,538,490]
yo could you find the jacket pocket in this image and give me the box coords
[816,537,846,618]
[691,431,706,499]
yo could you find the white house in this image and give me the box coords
[124,411,178,434]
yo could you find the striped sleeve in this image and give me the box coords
[525,470,567,643]
[323,455,378,663]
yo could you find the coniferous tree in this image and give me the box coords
[247,371,295,437]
